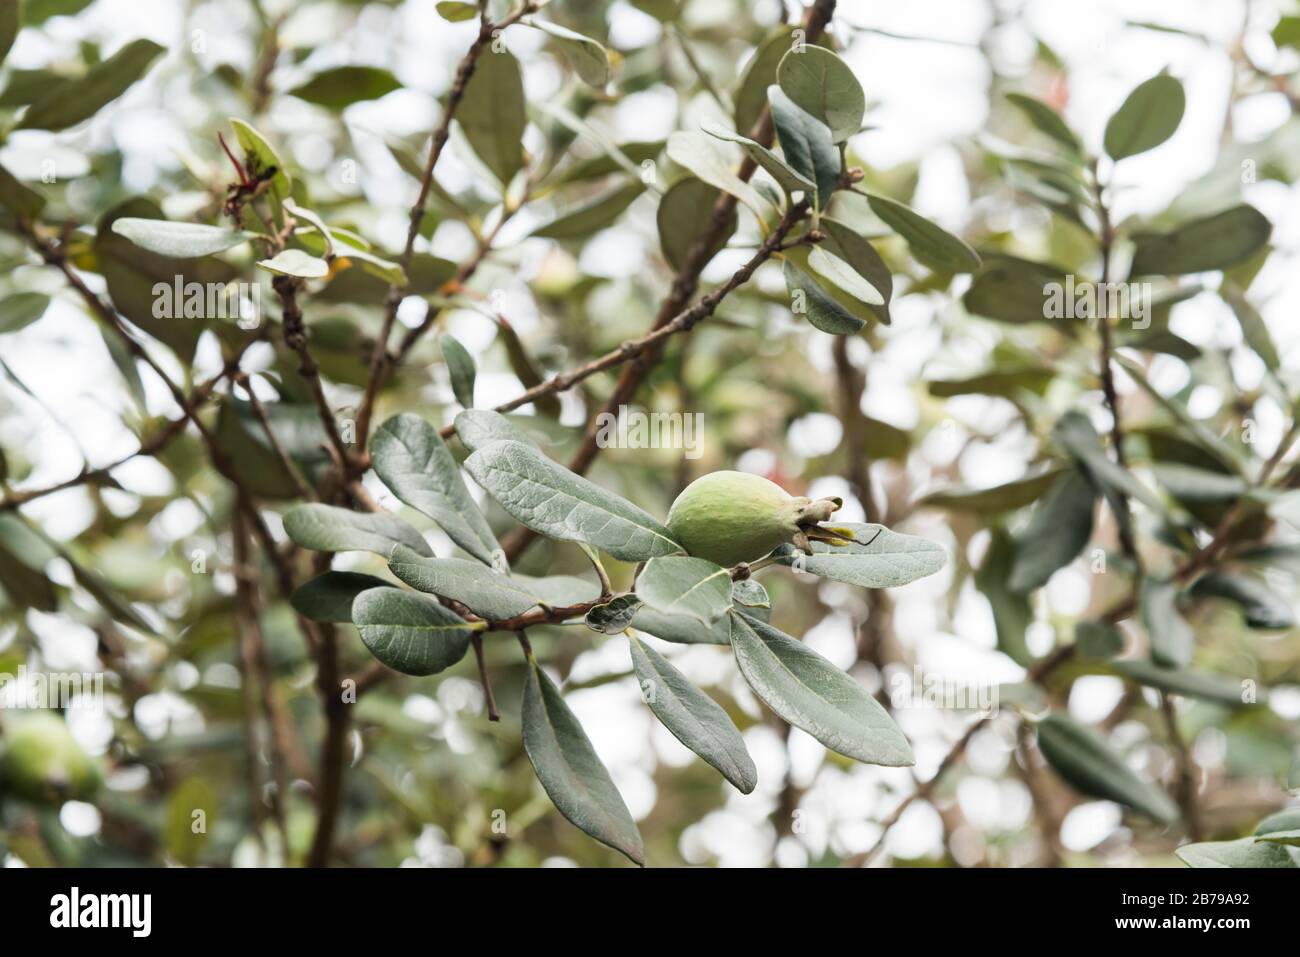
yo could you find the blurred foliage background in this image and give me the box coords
[0,0,1299,867]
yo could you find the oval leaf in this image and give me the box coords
[283,503,432,557]
[371,413,502,566]
[464,440,681,563]
[635,556,732,624]
[441,335,477,409]
[351,587,475,676]
[389,545,565,620]
[1103,73,1185,161]
[775,45,864,144]
[629,634,756,792]
[19,38,165,131]
[522,659,645,864]
[730,611,914,766]
[290,571,391,623]
[776,522,946,588]
[867,193,981,274]
[1036,713,1178,823]
[110,218,250,258]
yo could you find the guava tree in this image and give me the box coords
[0,0,1296,868]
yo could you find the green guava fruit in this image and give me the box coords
[0,712,102,805]
[666,470,849,567]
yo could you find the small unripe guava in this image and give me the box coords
[0,712,102,806]
[667,471,843,567]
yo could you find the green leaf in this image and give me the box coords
[320,251,449,303]
[1076,620,1124,659]
[730,579,770,612]
[1110,660,1255,708]
[351,587,475,676]
[288,66,402,109]
[730,612,914,766]
[808,245,883,305]
[734,28,792,135]
[783,258,865,335]
[666,130,774,221]
[963,255,1068,324]
[1053,411,1166,514]
[586,594,643,634]
[459,48,526,188]
[334,245,406,286]
[629,634,756,792]
[1036,713,1178,823]
[0,293,51,335]
[1140,576,1194,668]
[656,177,736,272]
[919,468,1066,513]
[631,605,730,645]
[1222,284,1279,371]
[0,161,46,222]
[555,140,663,186]
[214,398,331,499]
[1008,469,1096,593]
[370,414,502,566]
[19,38,165,131]
[1005,92,1082,154]
[975,528,1032,666]
[526,19,610,87]
[522,658,644,864]
[1103,73,1185,161]
[453,409,539,453]
[776,522,946,587]
[635,556,732,624]
[702,121,815,199]
[165,777,216,866]
[532,181,643,239]
[436,1,478,22]
[1189,572,1295,630]
[230,118,291,202]
[929,367,1054,400]
[283,503,433,557]
[867,193,981,274]
[464,440,681,562]
[0,515,57,612]
[775,45,864,144]
[257,249,328,278]
[389,545,593,620]
[1176,837,1299,868]
[768,85,839,210]
[110,218,251,258]
[1129,205,1271,276]
[819,217,892,324]
[441,335,477,409]
[290,571,391,623]
[1256,807,1300,835]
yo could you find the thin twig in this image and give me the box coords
[354,2,539,454]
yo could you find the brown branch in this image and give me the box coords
[556,0,837,483]
[272,275,352,470]
[1160,692,1202,841]
[471,634,500,722]
[305,622,349,867]
[0,350,248,511]
[232,504,273,842]
[354,2,539,454]
[1089,168,1143,573]
[500,195,814,560]
[234,372,317,501]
